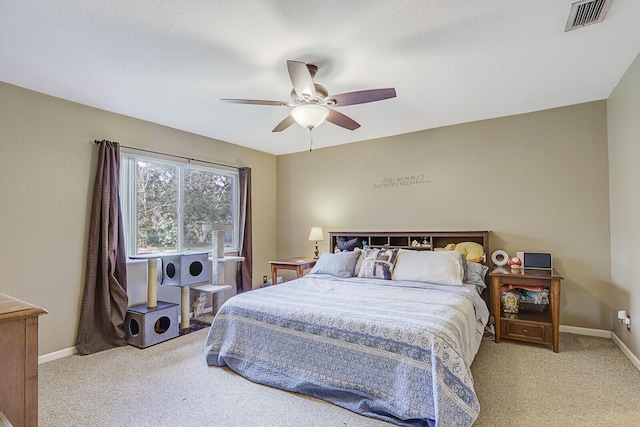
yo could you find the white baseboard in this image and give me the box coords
[197,306,214,315]
[39,346,77,364]
[181,305,214,322]
[612,332,640,372]
[560,325,639,372]
[39,306,215,365]
[560,324,612,338]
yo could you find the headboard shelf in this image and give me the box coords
[329,230,490,261]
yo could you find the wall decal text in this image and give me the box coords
[373,174,430,190]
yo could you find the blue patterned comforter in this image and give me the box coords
[204,274,489,427]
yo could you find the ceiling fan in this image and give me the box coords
[221,60,396,133]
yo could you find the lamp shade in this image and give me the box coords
[291,104,330,129]
[308,226,324,241]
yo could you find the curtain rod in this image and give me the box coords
[93,140,243,171]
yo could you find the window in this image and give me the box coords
[120,154,239,256]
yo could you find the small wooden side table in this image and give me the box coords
[268,257,317,285]
[489,267,563,352]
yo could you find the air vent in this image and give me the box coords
[565,0,612,32]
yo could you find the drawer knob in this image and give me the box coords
[523,328,529,334]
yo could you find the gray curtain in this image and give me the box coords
[76,140,128,355]
[237,167,253,293]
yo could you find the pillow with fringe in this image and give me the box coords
[357,248,399,280]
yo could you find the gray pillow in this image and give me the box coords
[465,261,489,292]
[309,250,361,277]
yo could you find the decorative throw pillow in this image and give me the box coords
[309,250,361,278]
[357,248,399,280]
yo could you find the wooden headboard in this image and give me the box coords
[328,231,490,263]
[329,230,492,311]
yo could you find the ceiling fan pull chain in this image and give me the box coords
[309,128,313,152]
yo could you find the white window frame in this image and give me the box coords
[119,153,239,257]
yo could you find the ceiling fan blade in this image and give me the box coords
[272,115,296,132]
[329,88,396,106]
[221,98,290,106]
[326,109,361,130]
[287,60,316,100]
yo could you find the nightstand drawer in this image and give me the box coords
[501,319,551,343]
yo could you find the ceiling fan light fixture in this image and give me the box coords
[290,104,330,129]
[224,60,396,133]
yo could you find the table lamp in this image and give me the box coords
[308,226,324,259]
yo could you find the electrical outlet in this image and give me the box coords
[618,310,631,332]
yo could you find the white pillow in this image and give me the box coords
[353,248,365,276]
[392,249,466,286]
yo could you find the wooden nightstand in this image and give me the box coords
[489,267,563,352]
[268,257,317,285]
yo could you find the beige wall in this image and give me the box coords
[1,73,628,356]
[608,53,640,356]
[0,82,277,355]
[277,101,612,331]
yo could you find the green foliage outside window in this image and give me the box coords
[136,161,178,253]
[183,168,232,252]
[132,159,235,254]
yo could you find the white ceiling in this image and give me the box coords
[1,1,639,155]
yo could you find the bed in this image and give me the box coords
[204,231,490,427]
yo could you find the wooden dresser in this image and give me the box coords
[0,293,47,427]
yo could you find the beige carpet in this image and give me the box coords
[38,330,640,426]
[473,334,640,426]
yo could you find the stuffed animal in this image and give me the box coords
[455,241,485,262]
[434,241,484,263]
[434,243,456,252]
[337,237,359,251]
